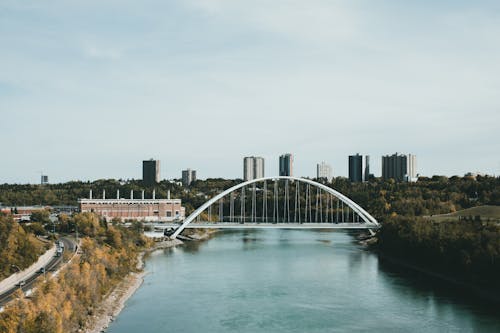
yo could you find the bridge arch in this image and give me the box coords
[171,176,379,238]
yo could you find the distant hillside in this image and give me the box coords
[431,205,500,222]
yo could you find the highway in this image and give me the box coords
[0,237,76,307]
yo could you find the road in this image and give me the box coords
[0,236,76,307]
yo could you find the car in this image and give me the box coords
[37,267,45,274]
[16,280,26,287]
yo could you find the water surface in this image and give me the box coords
[108,230,500,332]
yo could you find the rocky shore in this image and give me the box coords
[83,238,183,333]
[83,230,216,333]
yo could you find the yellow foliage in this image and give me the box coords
[0,217,148,333]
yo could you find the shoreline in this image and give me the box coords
[83,229,215,333]
[84,238,183,333]
[374,249,500,304]
[359,234,500,304]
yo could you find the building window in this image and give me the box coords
[166,211,172,217]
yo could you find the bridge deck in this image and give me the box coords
[152,222,379,230]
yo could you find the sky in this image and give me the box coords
[1,0,499,183]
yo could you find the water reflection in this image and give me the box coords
[377,257,500,319]
[181,238,207,253]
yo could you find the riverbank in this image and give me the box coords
[359,233,500,303]
[374,249,500,304]
[84,230,215,333]
[84,238,182,333]
[372,216,500,304]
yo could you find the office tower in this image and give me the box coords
[182,168,197,186]
[316,162,333,182]
[407,154,417,181]
[40,175,48,185]
[348,154,364,182]
[382,153,417,182]
[143,159,160,185]
[349,154,370,182]
[254,157,265,179]
[243,156,265,181]
[364,156,371,181]
[279,153,293,176]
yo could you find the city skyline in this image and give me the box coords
[2,151,497,184]
[1,1,500,183]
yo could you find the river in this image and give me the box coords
[107,229,500,332]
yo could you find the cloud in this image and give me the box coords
[183,0,361,43]
[82,43,124,60]
[1,0,500,182]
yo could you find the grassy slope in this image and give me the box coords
[431,205,500,222]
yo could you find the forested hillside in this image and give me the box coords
[377,216,500,289]
[0,215,51,280]
[0,212,152,333]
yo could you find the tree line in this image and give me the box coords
[1,175,499,219]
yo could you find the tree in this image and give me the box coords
[30,210,51,224]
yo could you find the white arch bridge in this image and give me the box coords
[168,176,379,239]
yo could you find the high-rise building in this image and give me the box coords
[243,156,265,181]
[143,159,160,185]
[41,175,48,185]
[316,162,333,182]
[279,153,293,177]
[364,156,371,181]
[348,154,366,182]
[182,168,197,186]
[254,157,265,179]
[407,154,417,181]
[382,153,417,182]
[348,154,370,182]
